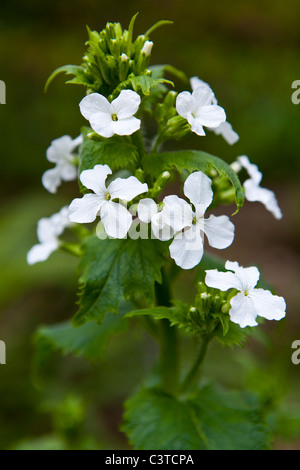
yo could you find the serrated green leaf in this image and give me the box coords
[122,384,270,450]
[34,302,130,364]
[143,150,244,211]
[74,236,169,326]
[78,128,139,175]
[126,300,190,328]
[130,75,174,96]
[44,65,86,92]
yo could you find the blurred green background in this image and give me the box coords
[0,0,300,450]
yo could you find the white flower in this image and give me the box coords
[161,171,235,269]
[69,164,148,238]
[176,85,226,136]
[137,198,174,241]
[42,135,82,193]
[205,260,286,328]
[27,206,71,265]
[190,76,239,145]
[235,155,282,220]
[79,90,141,138]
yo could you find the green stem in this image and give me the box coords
[131,130,146,162]
[155,268,179,395]
[180,334,211,395]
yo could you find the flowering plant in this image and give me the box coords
[29,15,286,450]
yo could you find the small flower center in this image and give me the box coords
[192,216,197,225]
[111,113,118,121]
[105,193,111,201]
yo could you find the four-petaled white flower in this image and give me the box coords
[69,164,148,238]
[42,135,82,193]
[190,76,239,145]
[176,85,226,136]
[159,171,235,269]
[79,90,141,138]
[27,206,71,265]
[234,155,282,220]
[205,260,286,328]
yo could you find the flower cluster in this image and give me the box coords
[28,17,286,331]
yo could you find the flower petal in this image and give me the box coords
[249,288,286,322]
[194,104,226,128]
[27,241,58,265]
[189,115,206,136]
[225,261,260,292]
[202,214,235,249]
[68,194,104,223]
[46,135,74,163]
[205,269,242,291]
[213,121,239,145]
[60,162,78,182]
[42,167,62,194]
[80,164,112,195]
[100,201,132,238]
[89,112,114,138]
[192,86,215,107]
[169,225,204,269]
[151,212,174,241]
[110,116,141,136]
[108,176,148,201]
[111,90,141,118]
[138,198,157,223]
[229,293,258,328]
[176,91,195,119]
[244,180,282,220]
[79,93,111,120]
[162,195,193,232]
[183,171,213,214]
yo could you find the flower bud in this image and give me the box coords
[141,40,153,56]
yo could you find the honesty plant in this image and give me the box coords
[29,15,286,450]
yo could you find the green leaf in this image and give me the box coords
[143,150,244,211]
[126,300,193,331]
[44,65,87,92]
[122,384,270,450]
[78,128,139,175]
[129,75,173,96]
[74,236,169,326]
[144,20,174,37]
[34,302,130,364]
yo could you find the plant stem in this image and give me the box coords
[155,268,179,395]
[180,325,217,395]
[131,130,146,162]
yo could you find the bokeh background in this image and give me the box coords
[0,0,300,449]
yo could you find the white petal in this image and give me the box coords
[202,214,235,249]
[194,104,226,128]
[46,135,74,163]
[190,76,210,92]
[68,194,104,223]
[192,86,215,107]
[59,162,78,182]
[138,198,157,223]
[79,93,111,120]
[110,116,141,136]
[162,195,193,232]
[205,269,242,291]
[238,155,262,185]
[229,293,259,328]
[27,241,58,265]
[108,176,148,201]
[183,171,213,214]
[189,116,206,136]
[225,261,260,292]
[244,180,282,220]
[151,212,174,241]
[80,164,112,195]
[176,91,194,119]
[42,167,62,194]
[169,226,204,269]
[100,201,132,238]
[111,90,141,119]
[249,289,286,322]
[89,112,114,137]
[213,121,239,145]
[36,218,58,243]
